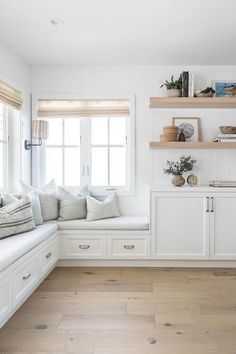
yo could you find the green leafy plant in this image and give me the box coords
[164,156,196,176]
[160,75,182,90]
[200,87,215,94]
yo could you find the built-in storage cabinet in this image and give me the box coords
[0,271,12,327]
[151,189,236,260]
[210,193,236,260]
[151,192,209,259]
[107,235,150,259]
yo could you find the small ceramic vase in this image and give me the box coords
[172,175,185,187]
[166,89,181,97]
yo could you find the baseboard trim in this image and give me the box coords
[57,259,236,268]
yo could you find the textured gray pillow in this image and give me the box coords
[1,192,43,226]
[86,194,120,222]
[20,180,58,222]
[58,186,86,221]
[0,196,35,239]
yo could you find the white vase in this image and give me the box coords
[166,89,181,97]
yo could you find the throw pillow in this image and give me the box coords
[0,196,35,239]
[58,186,86,221]
[86,194,120,222]
[1,192,43,226]
[20,179,58,222]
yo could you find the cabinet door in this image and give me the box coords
[151,192,209,259]
[210,193,236,260]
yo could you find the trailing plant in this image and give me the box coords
[164,156,196,176]
[160,75,182,90]
[199,87,215,94]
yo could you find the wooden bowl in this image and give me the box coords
[219,126,236,134]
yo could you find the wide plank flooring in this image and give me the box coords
[1,267,236,353]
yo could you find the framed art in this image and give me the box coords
[213,81,236,97]
[172,117,200,142]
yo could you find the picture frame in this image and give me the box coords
[172,117,200,142]
[213,80,236,97]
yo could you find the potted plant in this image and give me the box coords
[195,87,215,97]
[164,155,197,186]
[160,75,182,97]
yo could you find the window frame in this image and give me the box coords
[32,93,136,196]
[0,104,8,191]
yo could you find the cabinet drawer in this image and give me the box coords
[62,235,106,259]
[0,272,12,328]
[40,237,59,275]
[108,236,150,259]
[13,255,38,307]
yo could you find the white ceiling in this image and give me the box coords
[0,0,236,65]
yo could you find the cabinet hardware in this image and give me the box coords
[211,197,214,212]
[46,252,52,259]
[79,245,90,249]
[23,272,31,280]
[206,197,210,212]
[124,245,135,249]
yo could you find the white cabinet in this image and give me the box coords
[39,237,59,275]
[107,235,150,259]
[62,235,107,259]
[0,271,12,328]
[151,192,209,259]
[210,193,236,260]
[151,188,236,260]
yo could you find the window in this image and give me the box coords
[0,103,8,190]
[44,115,131,193]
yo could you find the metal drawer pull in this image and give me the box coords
[206,196,210,212]
[46,252,52,259]
[211,197,214,212]
[124,245,135,250]
[79,245,90,249]
[23,272,31,280]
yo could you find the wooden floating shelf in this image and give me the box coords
[149,142,236,149]
[150,97,236,109]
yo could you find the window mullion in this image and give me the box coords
[107,117,110,187]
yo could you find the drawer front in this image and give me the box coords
[13,256,38,307]
[0,272,12,328]
[62,235,106,259]
[40,237,59,275]
[108,236,150,259]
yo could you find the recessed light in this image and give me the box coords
[50,17,64,26]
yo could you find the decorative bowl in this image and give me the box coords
[219,126,236,134]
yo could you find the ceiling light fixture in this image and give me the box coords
[50,17,64,26]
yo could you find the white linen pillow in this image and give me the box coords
[20,179,58,222]
[86,194,120,222]
[58,186,86,221]
[1,192,43,226]
[0,196,35,239]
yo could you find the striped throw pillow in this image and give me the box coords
[0,196,35,239]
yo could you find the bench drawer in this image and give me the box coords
[39,237,59,275]
[0,272,12,328]
[13,255,38,307]
[108,236,150,259]
[62,235,106,259]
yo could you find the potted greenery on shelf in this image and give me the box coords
[160,75,182,97]
[164,155,197,186]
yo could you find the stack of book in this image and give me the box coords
[181,71,195,97]
[212,134,236,142]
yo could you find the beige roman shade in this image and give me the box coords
[37,99,130,117]
[0,81,23,110]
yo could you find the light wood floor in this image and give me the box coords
[1,267,236,354]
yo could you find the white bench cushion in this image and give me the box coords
[0,223,57,273]
[57,216,149,231]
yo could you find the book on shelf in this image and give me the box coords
[212,134,236,142]
[181,71,189,97]
[188,74,195,97]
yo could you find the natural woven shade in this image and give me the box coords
[37,99,130,117]
[0,81,23,110]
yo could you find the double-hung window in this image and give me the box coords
[36,98,134,194]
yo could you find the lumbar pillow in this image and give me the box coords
[1,191,43,226]
[0,196,35,239]
[86,194,120,222]
[20,179,58,222]
[58,186,86,221]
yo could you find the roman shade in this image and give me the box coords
[37,99,130,117]
[0,81,23,110]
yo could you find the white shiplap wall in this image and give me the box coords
[31,65,236,214]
